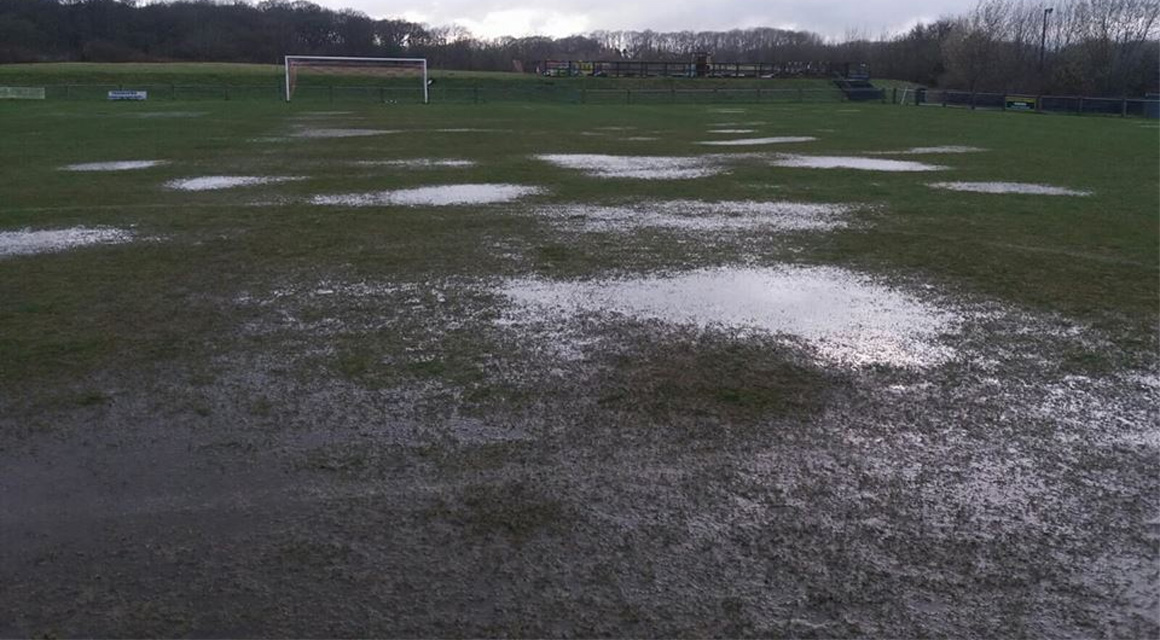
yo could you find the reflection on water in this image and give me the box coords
[61,160,167,172]
[311,184,543,207]
[772,155,948,171]
[534,154,723,180]
[290,128,398,138]
[165,176,305,191]
[697,137,817,146]
[501,265,957,368]
[928,182,1092,196]
[0,227,134,257]
[537,200,853,232]
[350,159,477,168]
[868,146,986,155]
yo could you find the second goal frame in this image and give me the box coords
[283,55,429,104]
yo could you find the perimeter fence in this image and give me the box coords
[902,88,1159,118]
[7,82,1159,117]
[14,83,876,105]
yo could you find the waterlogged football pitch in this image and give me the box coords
[1,96,1157,637]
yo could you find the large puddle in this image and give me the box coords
[500,266,957,368]
[433,128,509,133]
[697,136,817,146]
[928,182,1092,196]
[0,227,133,257]
[352,159,476,168]
[311,183,543,207]
[537,200,854,232]
[534,154,722,179]
[135,111,207,119]
[291,128,398,139]
[869,146,986,155]
[61,160,167,172]
[772,155,948,171]
[165,176,306,191]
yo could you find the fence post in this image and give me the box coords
[942,92,947,108]
[892,87,897,104]
[970,92,977,110]
[1077,96,1084,114]
[1036,95,1042,113]
[1122,98,1128,117]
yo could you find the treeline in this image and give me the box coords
[863,0,1160,96]
[0,0,1157,96]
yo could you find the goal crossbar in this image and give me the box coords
[284,55,428,103]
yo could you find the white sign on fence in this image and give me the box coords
[108,90,148,101]
[0,87,46,100]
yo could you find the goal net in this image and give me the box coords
[284,56,428,103]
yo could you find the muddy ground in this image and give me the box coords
[2,262,1156,638]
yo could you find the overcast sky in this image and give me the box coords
[307,0,978,39]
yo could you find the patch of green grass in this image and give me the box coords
[0,89,1155,400]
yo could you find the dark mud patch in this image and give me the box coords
[588,329,839,427]
[1,266,1155,638]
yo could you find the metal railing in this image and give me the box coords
[24,83,883,105]
[900,88,1159,118]
[17,82,1156,117]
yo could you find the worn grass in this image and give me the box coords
[1,97,1155,390]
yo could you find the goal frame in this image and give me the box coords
[283,55,429,104]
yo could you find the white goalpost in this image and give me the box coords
[283,55,429,104]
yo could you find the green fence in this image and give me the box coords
[21,83,866,105]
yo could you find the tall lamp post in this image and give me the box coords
[1039,7,1054,71]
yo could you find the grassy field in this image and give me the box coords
[0,65,1157,637]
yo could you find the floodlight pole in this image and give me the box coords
[1039,7,1054,72]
